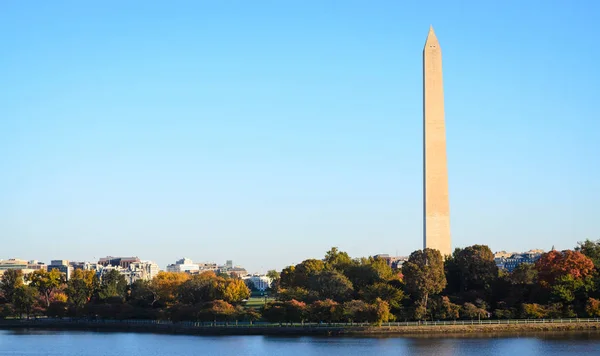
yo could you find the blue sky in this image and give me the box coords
[1,1,598,273]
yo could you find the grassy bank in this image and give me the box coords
[1,319,600,336]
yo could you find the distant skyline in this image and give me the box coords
[1,1,599,273]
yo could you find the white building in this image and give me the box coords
[99,260,160,285]
[242,274,273,292]
[166,258,200,273]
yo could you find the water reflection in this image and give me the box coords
[2,330,600,356]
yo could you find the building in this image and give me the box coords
[423,26,452,257]
[166,258,200,273]
[47,260,73,280]
[98,256,141,269]
[242,274,273,292]
[0,259,47,276]
[495,250,544,272]
[96,260,160,285]
[374,254,408,270]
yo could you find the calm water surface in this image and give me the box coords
[2,330,600,355]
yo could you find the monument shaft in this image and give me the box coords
[423,27,451,256]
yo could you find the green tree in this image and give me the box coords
[360,282,404,311]
[99,269,128,301]
[66,270,99,309]
[262,301,287,323]
[177,272,218,305]
[13,285,38,318]
[324,247,353,272]
[429,296,460,320]
[576,239,600,268]
[293,259,325,289]
[453,245,498,301]
[342,300,371,323]
[509,263,538,285]
[402,248,446,319]
[0,269,24,303]
[26,269,63,307]
[372,298,392,325]
[279,266,296,289]
[309,270,354,302]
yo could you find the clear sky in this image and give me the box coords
[1,1,598,273]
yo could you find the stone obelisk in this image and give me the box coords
[423,26,451,257]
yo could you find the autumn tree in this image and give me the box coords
[26,269,63,308]
[149,272,190,307]
[536,250,595,288]
[219,278,251,304]
[402,248,446,319]
[310,299,341,323]
[586,298,600,317]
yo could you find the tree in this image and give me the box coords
[284,299,307,323]
[522,303,546,319]
[345,257,393,292]
[293,259,325,289]
[13,285,38,318]
[129,280,155,307]
[509,263,538,285]
[586,298,600,317]
[149,272,190,307]
[360,282,404,311]
[279,266,296,289]
[310,299,341,323]
[220,279,251,304]
[266,270,280,291]
[66,270,99,309]
[452,245,498,301]
[199,300,236,322]
[342,300,371,323]
[373,298,392,325]
[324,247,353,272]
[309,270,354,302]
[402,248,446,319]
[177,272,218,305]
[536,250,595,288]
[576,239,600,268]
[460,302,488,320]
[99,269,128,301]
[429,296,460,320]
[262,301,287,323]
[1,269,24,303]
[27,269,63,307]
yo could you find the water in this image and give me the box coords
[1,330,600,355]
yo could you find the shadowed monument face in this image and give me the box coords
[423,26,451,257]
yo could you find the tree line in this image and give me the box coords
[1,240,600,325]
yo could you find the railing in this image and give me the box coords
[3,318,600,328]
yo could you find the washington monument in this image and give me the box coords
[423,26,451,256]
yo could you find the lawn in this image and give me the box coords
[244,296,274,308]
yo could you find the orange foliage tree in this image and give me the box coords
[535,250,594,288]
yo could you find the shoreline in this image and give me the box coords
[1,320,600,337]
